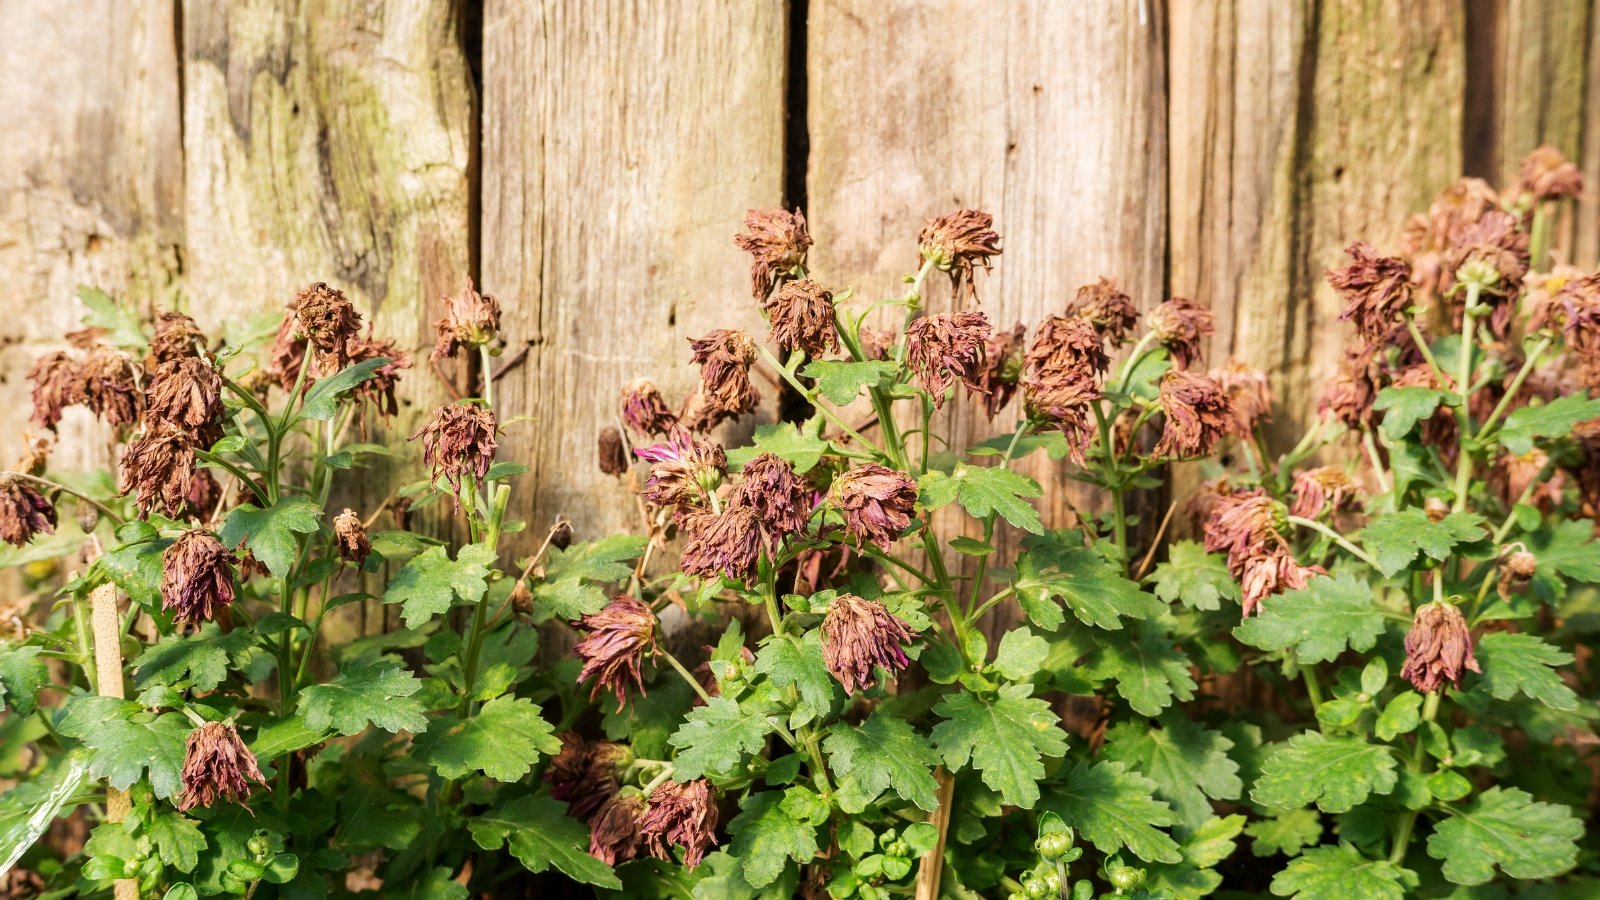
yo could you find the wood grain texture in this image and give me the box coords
[0,0,183,472]
[480,0,788,546]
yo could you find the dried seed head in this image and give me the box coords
[72,346,144,429]
[620,378,679,436]
[636,427,727,508]
[588,790,649,865]
[820,594,915,694]
[1289,466,1358,520]
[0,476,56,547]
[598,426,629,477]
[545,731,626,821]
[1146,297,1215,369]
[146,356,224,448]
[976,322,1027,419]
[510,578,534,614]
[763,278,839,359]
[147,311,206,371]
[1518,145,1584,201]
[178,721,267,812]
[120,424,198,519]
[734,208,812,299]
[432,278,503,362]
[410,403,499,498]
[161,529,239,623]
[640,778,719,869]
[918,209,1002,305]
[294,282,364,373]
[1503,549,1538,581]
[1328,242,1414,343]
[1400,601,1480,694]
[1067,277,1140,348]
[733,452,812,544]
[332,508,371,566]
[26,351,77,431]
[679,504,763,582]
[830,464,918,550]
[574,596,659,710]
[906,311,991,408]
[687,329,760,428]
[1152,370,1233,459]
[1209,359,1273,438]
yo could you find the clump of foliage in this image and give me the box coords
[2,145,1599,900]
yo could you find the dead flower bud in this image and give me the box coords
[332,508,371,566]
[589,790,649,865]
[763,278,839,359]
[410,403,499,498]
[1446,209,1529,296]
[293,282,363,373]
[1400,601,1480,694]
[146,356,224,447]
[1318,344,1382,431]
[1327,242,1414,343]
[1146,297,1215,370]
[598,426,630,477]
[620,378,680,436]
[679,504,763,582]
[734,208,812,299]
[1209,359,1273,438]
[687,329,760,426]
[1204,489,1322,617]
[1498,548,1538,600]
[821,593,915,694]
[640,778,719,869]
[545,731,627,821]
[907,311,991,408]
[1518,145,1584,202]
[830,464,917,550]
[120,424,198,519]
[918,209,1002,305]
[1067,277,1140,348]
[432,278,502,362]
[1289,466,1358,520]
[14,432,52,477]
[177,721,267,812]
[161,528,239,623]
[636,427,726,508]
[733,452,812,544]
[0,476,56,547]
[345,333,412,419]
[574,596,659,710]
[1153,370,1233,459]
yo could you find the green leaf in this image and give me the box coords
[1374,692,1422,741]
[1086,627,1197,717]
[77,286,149,351]
[1182,814,1247,868]
[100,522,172,608]
[1499,393,1600,454]
[1425,787,1582,885]
[1251,732,1398,813]
[297,658,428,736]
[918,465,1044,533]
[147,811,207,873]
[726,791,820,889]
[1147,540,1240,611]
[218,498,324,578]
[59,696,191,799]
[1246,808,1321,858]
[801,359,896,406]
[298,356,392,421]
[930,684,1068,808]
[1233,573,1384,664]
[823,712,942,812]
[753,632,840,729]
[1524,519,1600,583]
[1359,510,1486,577]
[1269,843,1414,899]
[533,535,646,620]
[412,696,561,781]
[968,430,1076,462]
[1372,386,1449,441]
[0,644,49,717]
[132,624,252,693]
[601,676,694,759]
[1102,719,1241,830]
[992,628,1050,682]
[0,752,91,874]
[1041,761,1182,864]
[469,795,620,888]
[668,696,773,781]
[726,422,830,474]
[383,543,497,627]
[403,867,470,900]
[1471,631,1578,711]
[1013,532,1165,630]
[246,715,327,766]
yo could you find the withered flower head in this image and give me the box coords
[161,528,239,623]
[0,476,56,547]
[177,721,267,812]
[858,326,896,362]
[1289,466,1358,520]
[1146,297,1215,370]
[906,311,991,407]
[545,731,626,821]
[332,508,371,566]
[1203,489,1321,616]
[1498,547,1539,600]
[575,596,659,710]
[679,505,764,582]
[588,790,649,865]
[431,278,502,362]
[640,778,719,869]
[409,403,498,497]
[830,464,918,550]
[637,427,726,508]
[265,297,308,392]
[821,594,915,694]
[15,432,52,477]
[1446,209,1530,294]
[1519,145,1584,201]
[147,311,207,370]
[1556,273,1600,365]
[763,278,839,359]
[1025,315,1111,380]
[72,346,144,429]
[1401,601,1480,693]
[146,356,224,446]
[1328,242,1414,343]
[1319,344,1382,431]
[120,424,197,519]
[976,322,1027,420]
[620,378,679,436]
[687,329,760,427]
[1153,370,1233,459]
[734,452,812,543]
[1209,359,1272,437]
[598,426,629,477]
[919,209,1001,305]
[1067,277,1140,347]
[293,282,363,373]
[345,333,412,419]
[734,208,812,298]
[27,351,77,431]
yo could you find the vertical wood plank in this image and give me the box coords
[481,1,788,544]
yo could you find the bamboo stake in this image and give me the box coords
[89,581,137,900]
[913,768,956,900]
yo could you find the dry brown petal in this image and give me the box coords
[733,208,812,298]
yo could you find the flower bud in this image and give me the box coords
[598,426,629,477]
[332,508,371,566]
[1400,600,1480,693]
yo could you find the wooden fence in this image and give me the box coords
[3,0,1598,554]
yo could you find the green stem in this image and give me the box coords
[71,593,96,693]
[1404,316,1447,385]
[1451,283,1482,514]
[660,646,714,705]
[755,346,882,454]
[1476,335,1553,440]
[1116,331,1159,394]
[1528,202,1553,274]
[1388,691,1444,864]
[1287,515,1380,569]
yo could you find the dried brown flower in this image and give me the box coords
[831,464,917,550]
[976,322,1026,419]
[1289,466,1358,519]
[1209,359,1272,438]
[294,283,363,373]
[575,596,659,710]
[1319,344,1383,431]
[919,209,1001,305]
[1067,277,1140,347]
[410,403,498,497]
[265,298,308,392]
[332,508,371,566]
[1519,145,1584,201]
[637,427,726,508]
[27,351,77,431]
[1446,209,1530,294]
[763,278,838,359]
[598,426,629,477]
[344,333,412,419]
[1153,370,1233,459]
[0,476,55,547]
[147,311,207,371]
[1556,273,1600,366]
[640,779,719,869]
[906,311,991,407]
[620,378,680,436]
[161,529,239,623]
[1328,242,1414,343]
[177,721,267,812]
[545,731,626,821]
[71,346,144,429]
[1022,316,1106,463]
[1498,548,1539,600]
[1400,601,1480,693]
[432,278,502,362]
[120,424,198,519]
[1147,297,1215,370]
[687,329,760,427]
[146,356,224,447]
[679,505,764,582]
[733,452,812,544]
[821,594,915,694]
[588,790,649,865]
[734,208,812,299]
[1204,489,1321,616]
[14,432,52,477]
[858,326,896,362]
